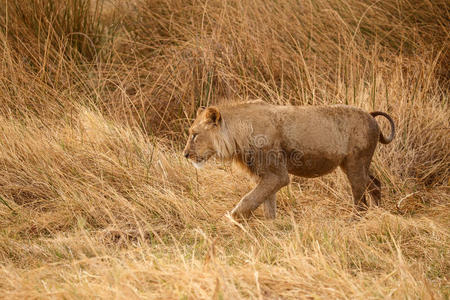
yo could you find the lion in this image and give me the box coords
[183,101,395,219]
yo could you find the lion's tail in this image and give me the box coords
[370,111,395,144]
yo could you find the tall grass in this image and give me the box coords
[0,0,113,117]
[0,0,449,298]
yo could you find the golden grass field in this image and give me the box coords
[0,0,449,298]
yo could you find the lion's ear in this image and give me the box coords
[205,106,221,126]
[196,106,206,117]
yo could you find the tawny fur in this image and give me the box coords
[183,101,395,219]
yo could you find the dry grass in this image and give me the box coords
[0,0,449,298]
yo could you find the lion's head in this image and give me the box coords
[183,106,223,168]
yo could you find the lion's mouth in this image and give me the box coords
[190,151,215,169]
[192,160,206,169]
[191,156,209,169]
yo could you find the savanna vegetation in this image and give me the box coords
[0,0,448,298]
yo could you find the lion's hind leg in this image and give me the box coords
[340,156,370,212]
[368,174,381,206]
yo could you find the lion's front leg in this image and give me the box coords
[263,194,276,219]
[231,171,289,220]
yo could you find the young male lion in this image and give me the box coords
[183,101,395,219]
